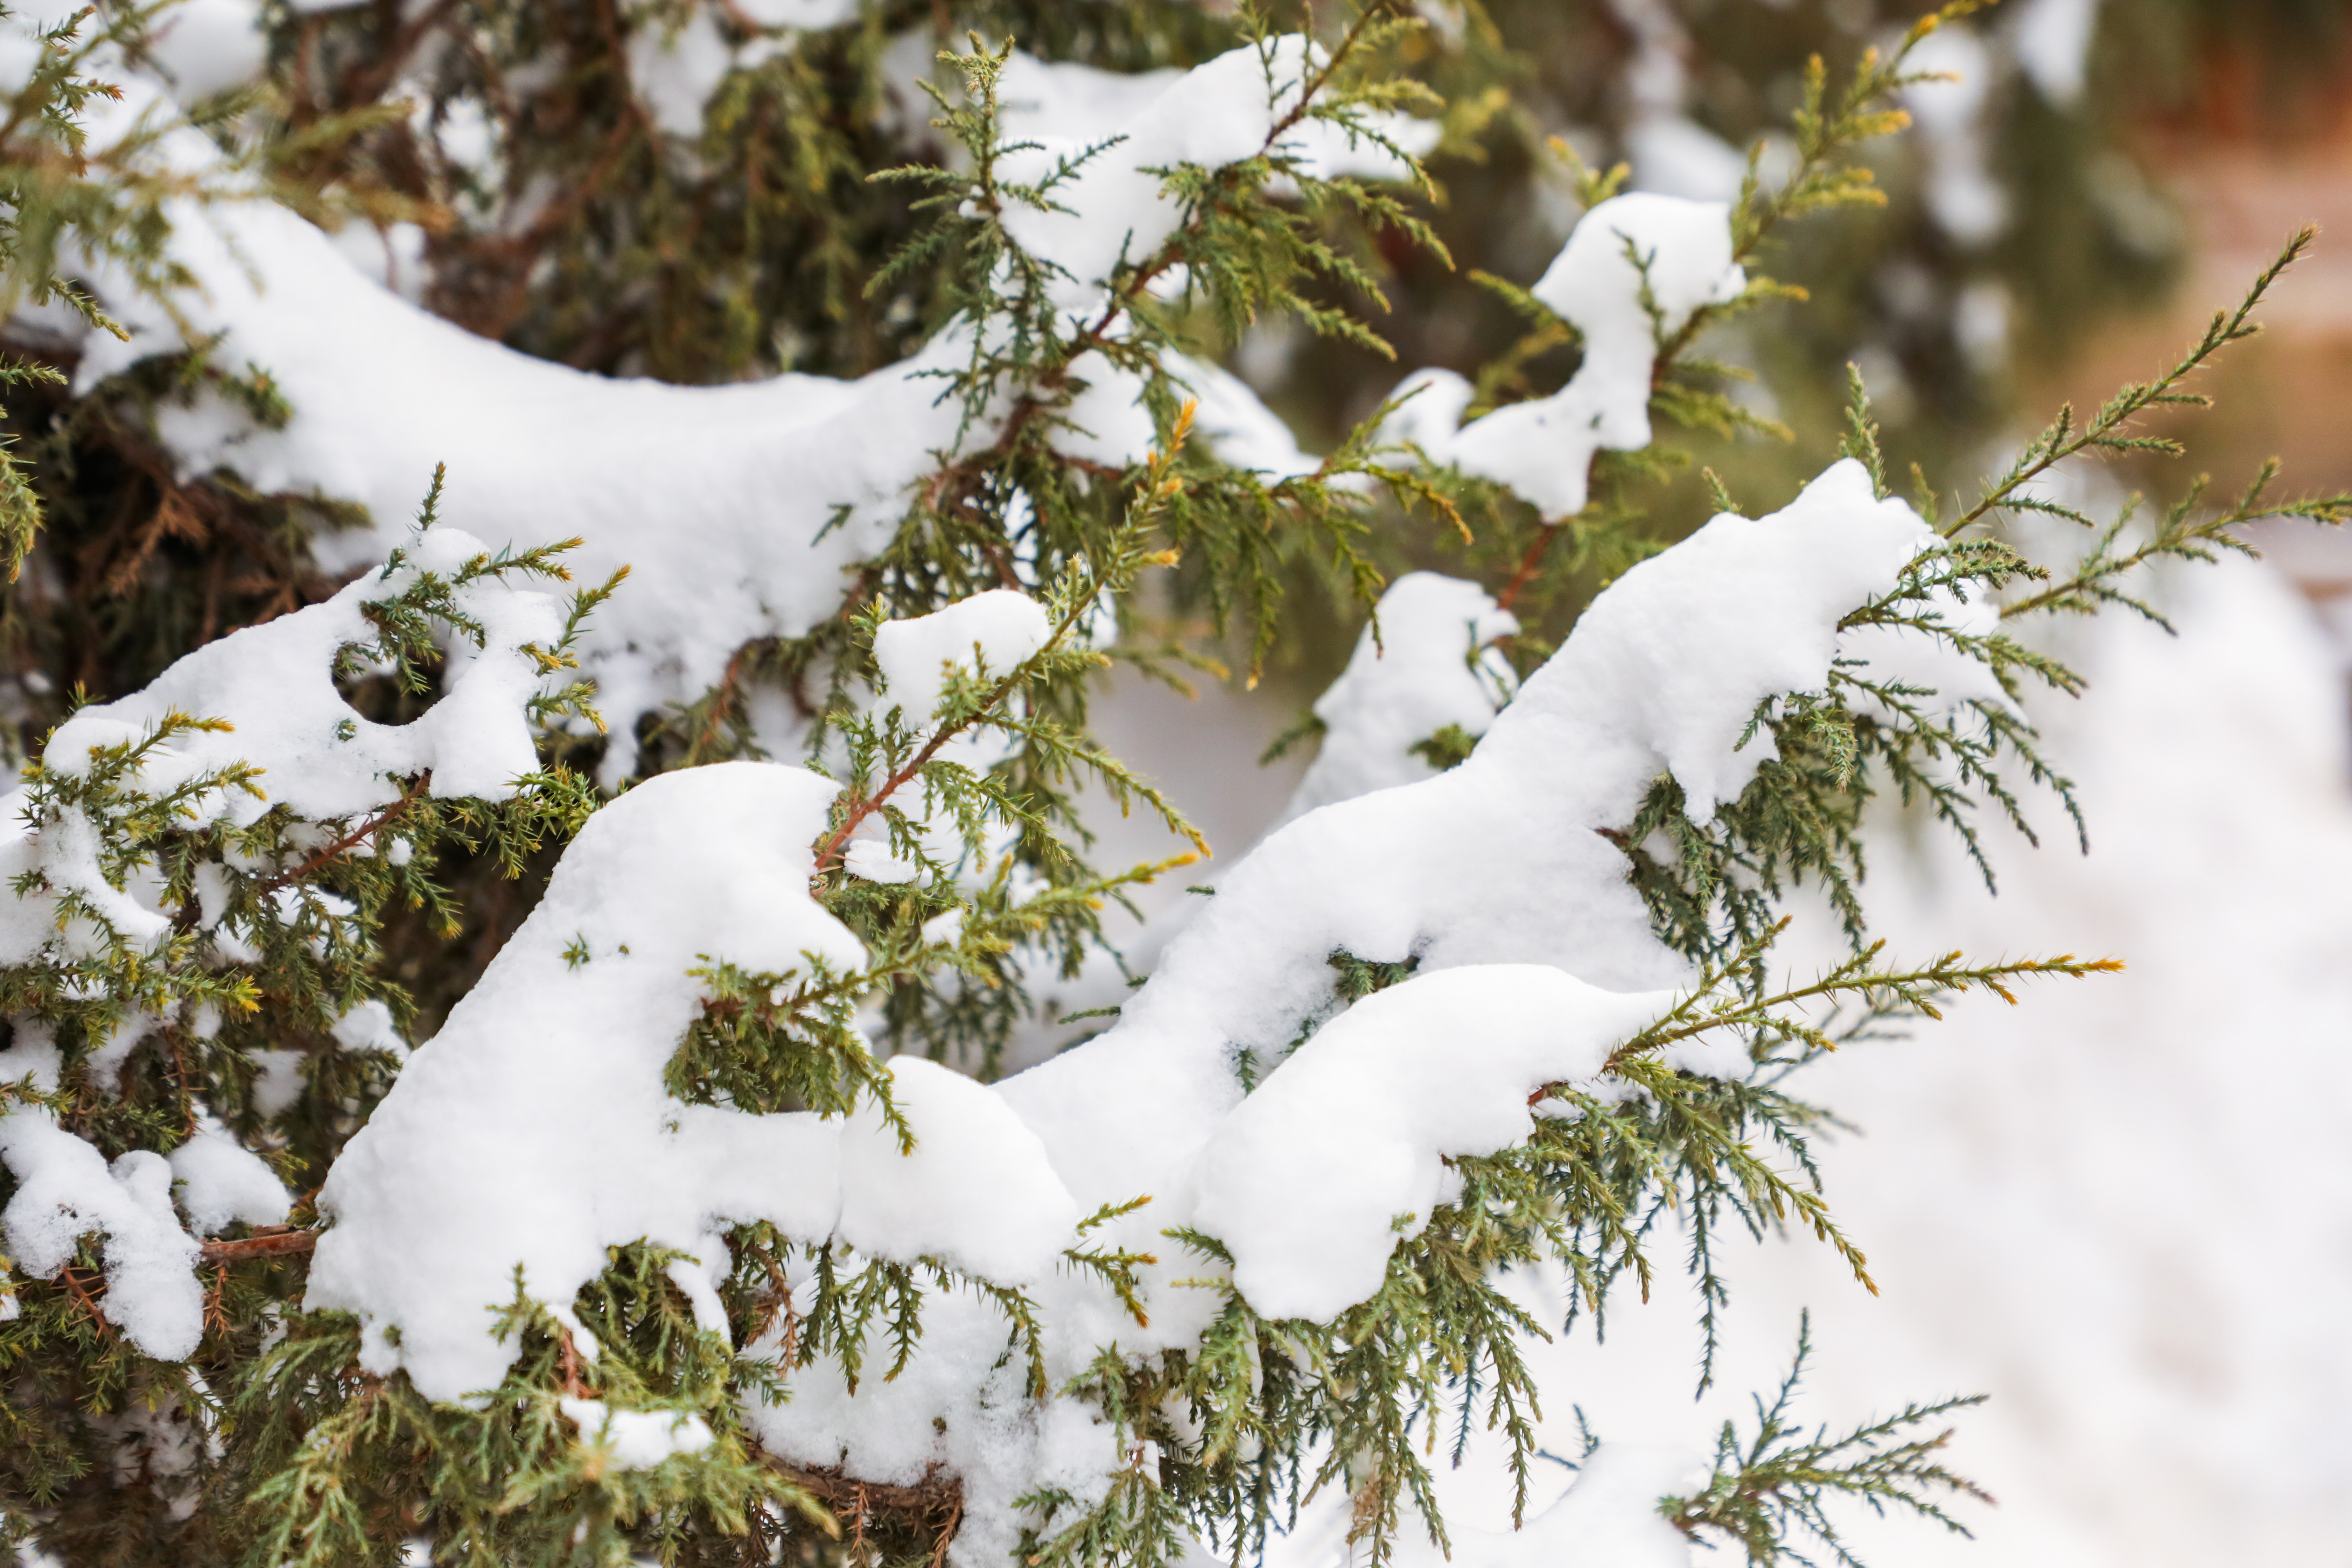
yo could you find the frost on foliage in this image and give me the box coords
[43,29,1350,781]
[1380,193,1746,519]
[874,589,1054,722]
[1192,967,1673,1321]
[1278,571,1518,823]
[305,762,1081,1404]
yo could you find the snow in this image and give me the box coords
[559,1399,716,1470]
[70,189,977,785]
[993,38,1437,309]
[628,7,735,140]
[1626,114,1750,203]
[296,455,1951,1554]
[1560,459,1932,817]
[873,589,1054,722]
[1727,552,2352,1564]
[2011,0,2101,106]
[40,524,562,823]
[44,30,1337,785]
[142,0,267,106]
[305,762,861,1401]
[1,15,2104,1561]
[736,0,861,26]
[167,1119,291,1236]
[1192,966,1673,1320]
[1379,194,1746,519]
[1902,22,2008,246]
[1277,570,1517,823]
[625,0,866,139]
[997,460,1939,1231]
[304,762,1088,1403]
[0,1091,205,1359]
[1352,1443,1704,1568]
[834,1056,1081,1284]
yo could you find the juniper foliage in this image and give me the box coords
[0,3,2334,1567]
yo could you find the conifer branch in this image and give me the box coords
[1949,228,2316,540]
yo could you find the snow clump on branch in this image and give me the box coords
[1379,192,1748,519]
[294,454,1947,1560]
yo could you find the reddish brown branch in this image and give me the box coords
[198,1226,320,1265]
[58,1266,114,1337]
[766,1459,964,1563]
[258,775,429,894]
[1494,526,1557,614]
[811,713,988,878]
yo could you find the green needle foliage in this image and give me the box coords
[0,1,2336,1565]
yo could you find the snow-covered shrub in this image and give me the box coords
[0,2,2342,1565]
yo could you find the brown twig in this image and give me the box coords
[766,1459,964,1563]
[256,776,429,896]
[1493,526,1555,614]
[198,1226,320,1265]
[58,1265,115,1336]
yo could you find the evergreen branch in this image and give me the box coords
[1665,1314,1990,1564]
[1951,228,2316,540]
[1603,935,2122,1073]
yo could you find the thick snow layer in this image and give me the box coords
[305,762,1083,1402]
[167,1120,291,1237]
[835,1056,1080,1283]
[74,189,976,784]
[1192,966,1672,1319]
[42,524,563,820]
[0,1070,205,1358]
[873,589,1054,722]
[1247,549,2352,1568]
[44,29,1332,782]
[997,458,1934,1238]
[304,457,1945,1553]
[1378,194,1746,519]
[1278,571,1518,823]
